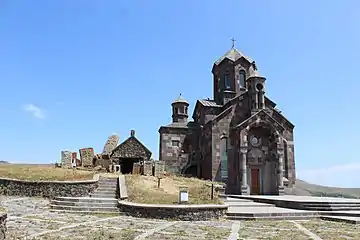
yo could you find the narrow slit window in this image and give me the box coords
[220,136,228,179]
[239,70,246,88]
[224,75,231,89]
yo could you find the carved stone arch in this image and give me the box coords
[247,120,280,139]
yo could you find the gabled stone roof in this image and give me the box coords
[198,99,222,108]
[214,47,253,66]
[111,132,152,159]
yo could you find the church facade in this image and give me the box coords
[158,45,295,195]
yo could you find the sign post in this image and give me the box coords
[178,186,189,204]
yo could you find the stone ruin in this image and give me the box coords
[132,160,165,177]
[58,132,166,177]
[102,134,119,156]
[59,134,119,169]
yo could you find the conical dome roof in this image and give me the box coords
[247,61,265,79]
[172,94,188,104]
[214,47,253,66]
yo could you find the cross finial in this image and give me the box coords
[231,37,236,48]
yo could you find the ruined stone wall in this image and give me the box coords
[0,178,97,198]
[79,148,94,167]
[61,151,72,168]
[102,134,119,155]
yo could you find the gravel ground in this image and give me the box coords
[1,196,359,240]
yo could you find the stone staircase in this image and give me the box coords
[90,177,118,198]
[49,176,120,214]
[224,195,360,223]
[225,197,319,220]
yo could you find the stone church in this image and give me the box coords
[158,43,295,195]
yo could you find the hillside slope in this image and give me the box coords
[291,179,360,198]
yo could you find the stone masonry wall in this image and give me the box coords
[0,178,97,199]
[211,107,233,181]
[160,132,188,173]
[118,201,227,221]
[0,213,6,240]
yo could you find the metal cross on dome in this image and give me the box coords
[231,37,236,48]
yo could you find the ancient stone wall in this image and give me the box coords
[154,161,165,177]
[0,178,97,198]
[0,213,6,240]
[132,162,142,174]
[61,151,72,168]
[143,161,153,176]
[102,134,119,156]
[118,201,227,221]
[79,148,94,167]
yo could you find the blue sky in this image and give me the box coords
[0,1,359,187]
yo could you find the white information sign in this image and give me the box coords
[180,192,188,202]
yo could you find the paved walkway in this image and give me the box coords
[1,196,359,239]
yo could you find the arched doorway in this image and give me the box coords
[246,125,279,195]
[183,165,197,177]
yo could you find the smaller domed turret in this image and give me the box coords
[171,94,189,123]
[246,61,266,111]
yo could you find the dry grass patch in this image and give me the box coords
[125,174,223,204]
[0,164,94,181]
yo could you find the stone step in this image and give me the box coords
[98,179,118,183]
[304,206,360,211]
[97,183,118,188]
[98,180,118,184]
[320,215,360,224]
[50,200,118,208]
[303,203,360,207]
[225,197,253,202]
[49,204,119,212]
[225,201,274,208]
[54,197,118,203]
[99,177,119,180]
[226,210,318,218]
[96,187,117,191]
[90,193,117,198]
[93,190,117,195]
[98,182,118,185]
[226,215,319,221]
[227,206,319,218]
[321,211,360,218]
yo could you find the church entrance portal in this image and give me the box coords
[250,168,261,195]
[119,158,140,174]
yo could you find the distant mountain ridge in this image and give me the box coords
[291,179,360,199]
[0,161,9,164]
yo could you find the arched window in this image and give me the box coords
[239,70,246,88]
